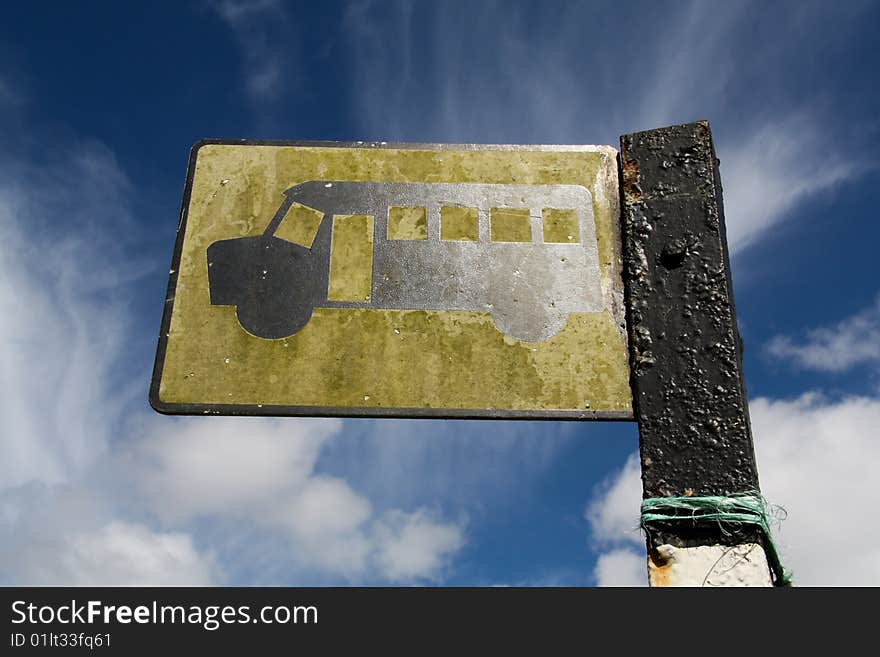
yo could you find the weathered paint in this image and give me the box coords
[388,206,427,240]
[490,208,531,242]
[151,141,632,418]
[648,543,772,587]
[440,205,479,241]
[543,208,579,243]
[328,214,374,302]
[273,203,324,248]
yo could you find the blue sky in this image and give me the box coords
[1,0,879,586]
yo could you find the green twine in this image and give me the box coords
[640,493,792,587]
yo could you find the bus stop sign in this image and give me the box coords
[150,141,632,419]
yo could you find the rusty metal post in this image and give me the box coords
[619,121,774,586]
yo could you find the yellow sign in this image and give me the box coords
[149,141,632,419]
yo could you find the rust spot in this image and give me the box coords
[683,488,695,497]
[695,121,713,150]
[648,547,673,587]
[621,158,642,205]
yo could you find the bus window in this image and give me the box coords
[441,206,479,241]
[274,202,325,248]
[328,214,374,303]
[491,208,531,242]
[542,208,579,243]
[388,206,427,240]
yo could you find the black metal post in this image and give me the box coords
[619,121,770,584]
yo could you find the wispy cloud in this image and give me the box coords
[341,1,866,255]
[0,84,466,585]
[766,295,880,372]
[720,113,859,251]
[0,77,23,107]
[5,2,876,587]
[210,0,290,102]
[323,419,577,513]
[0,141,144,489]
[0,121,220,584]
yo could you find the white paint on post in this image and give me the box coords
[648,543,773,587]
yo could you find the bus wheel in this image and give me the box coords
[491,309,569,343]
[236,301,314,340]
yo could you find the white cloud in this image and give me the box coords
[585,452,642,548]
[585,453,647,586]
[751,393,880,585]
[135,417,339,521]
[373,510,465,583]
[271,475,374,577]
[132,415,466,582]
[58,522,218,586]
[282,476,373,539]
[593,549,646,587]
[765,295,880,372]
[0,411,468,585]
[0,482,216,586]
[585,393,880,586]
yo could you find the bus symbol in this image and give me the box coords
[207,181,603,343]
